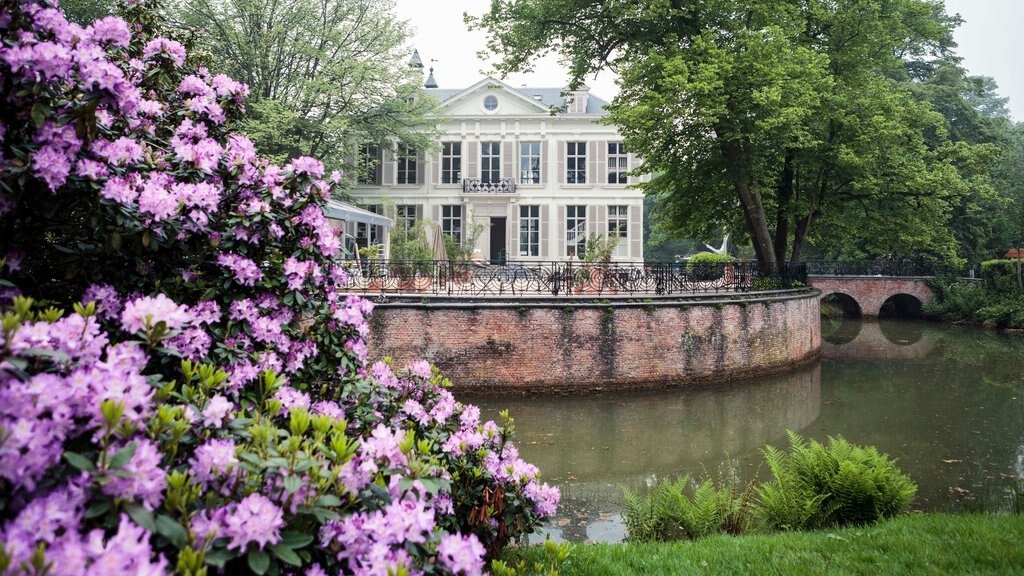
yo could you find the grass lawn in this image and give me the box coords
[503,514,1024,575]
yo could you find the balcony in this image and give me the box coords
[462,178,516,194]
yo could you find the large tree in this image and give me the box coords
[178,0,438,169]
[472,0,988,267]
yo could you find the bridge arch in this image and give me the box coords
[879,293,925,320]
[808,276,935,317]
[821,292,862,318]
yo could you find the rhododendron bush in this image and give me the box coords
[0,1,558,574]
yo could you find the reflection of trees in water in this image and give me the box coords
[822,316,862,345]
[465,365,822,542]
[878,318,924,345]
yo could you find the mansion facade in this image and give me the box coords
[348,77,645,262]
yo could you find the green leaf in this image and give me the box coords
[63,451,96,472]
[125,503,156,532]
[30,102,49,127]
[155,515,188,548]
[278,532,314,549]
[84,500,113,519]
[109,442,138,469]
[315,494,342,508]
[204,548,234,568]
[248,549,271,575]
[270,544,302,566]
[283,475,302,494]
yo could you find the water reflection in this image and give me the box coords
[823,318,933,359]
[464,364,822,543]
[461,321,1024,542]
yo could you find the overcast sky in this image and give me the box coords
[396,0,1023,121]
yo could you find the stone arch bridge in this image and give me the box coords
[808,275,935,317]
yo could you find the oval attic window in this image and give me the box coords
[483,95,498,111]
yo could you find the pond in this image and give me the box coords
[463,320,1024,543]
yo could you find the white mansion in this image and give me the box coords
[348,76,645,263]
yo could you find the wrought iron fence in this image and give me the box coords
[343,260,808,297]
[804,260,963,277]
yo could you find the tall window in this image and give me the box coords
[608,142,628,184]
[442,205,463,244]
[441,142,461,184]
[519,142,541,184]
[566,205,586,257]
[396,144,417,184]
[396,204,417,240]
[519,205,540,257]
[357,144,380,185]
[566,142,587,184]
[481,142,500,183]
[608,206,628,258]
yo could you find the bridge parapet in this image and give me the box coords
[808,275,935,317]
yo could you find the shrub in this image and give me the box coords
[981,259,1023,296]
[686,252,734,282]
[0,2,557,574]
[622,468,755,542]
[755,432,917,531]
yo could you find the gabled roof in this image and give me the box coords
[427,77,610,115]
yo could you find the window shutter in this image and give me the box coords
[416,149,425,185]
[432,149,440,185]
[415,204,424,226]
[432,204,440,227]
[502,141,514,180]
[467,141,478,179]
[557,205,566,258]
[629,202,643,260]
[596,205,608,240]
[540,204,550,259]
[382,148,394,185]
[598,141,608,185]
[588,141,598,186]
[374,148,383,184]
[627,153,639,185]
[557,141,565,184]
[510,205,520,258]
[539,140,548,184]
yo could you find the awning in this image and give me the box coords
[324,199,393,228]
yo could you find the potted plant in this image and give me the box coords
[574,233,620,294]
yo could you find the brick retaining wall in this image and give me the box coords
[366,291,822,393]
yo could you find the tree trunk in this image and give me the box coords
[774,152,795,264]
[722,140,777,269]
[790,210,818,265]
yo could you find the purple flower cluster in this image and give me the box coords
[120,293,193,333]
[0,2,560,573]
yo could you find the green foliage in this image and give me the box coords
[685,253,735,268]
[925,264,1024,328]
[473,0,981,268]
[684,252,735,281]
[622,466,756,542]
[491,539,572,576]
[755,432,917,531]
[579,233,620,264]
[981,259,1023,295]
[176,0,439,171]
[504,514,1024,576]
[750,276,804,291]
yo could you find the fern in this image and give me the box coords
[755,431,917,531]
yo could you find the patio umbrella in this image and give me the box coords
[431,224,448,264]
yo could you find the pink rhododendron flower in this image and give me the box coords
[120,293,192,333]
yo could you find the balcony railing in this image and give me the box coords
[462,178,516,194]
